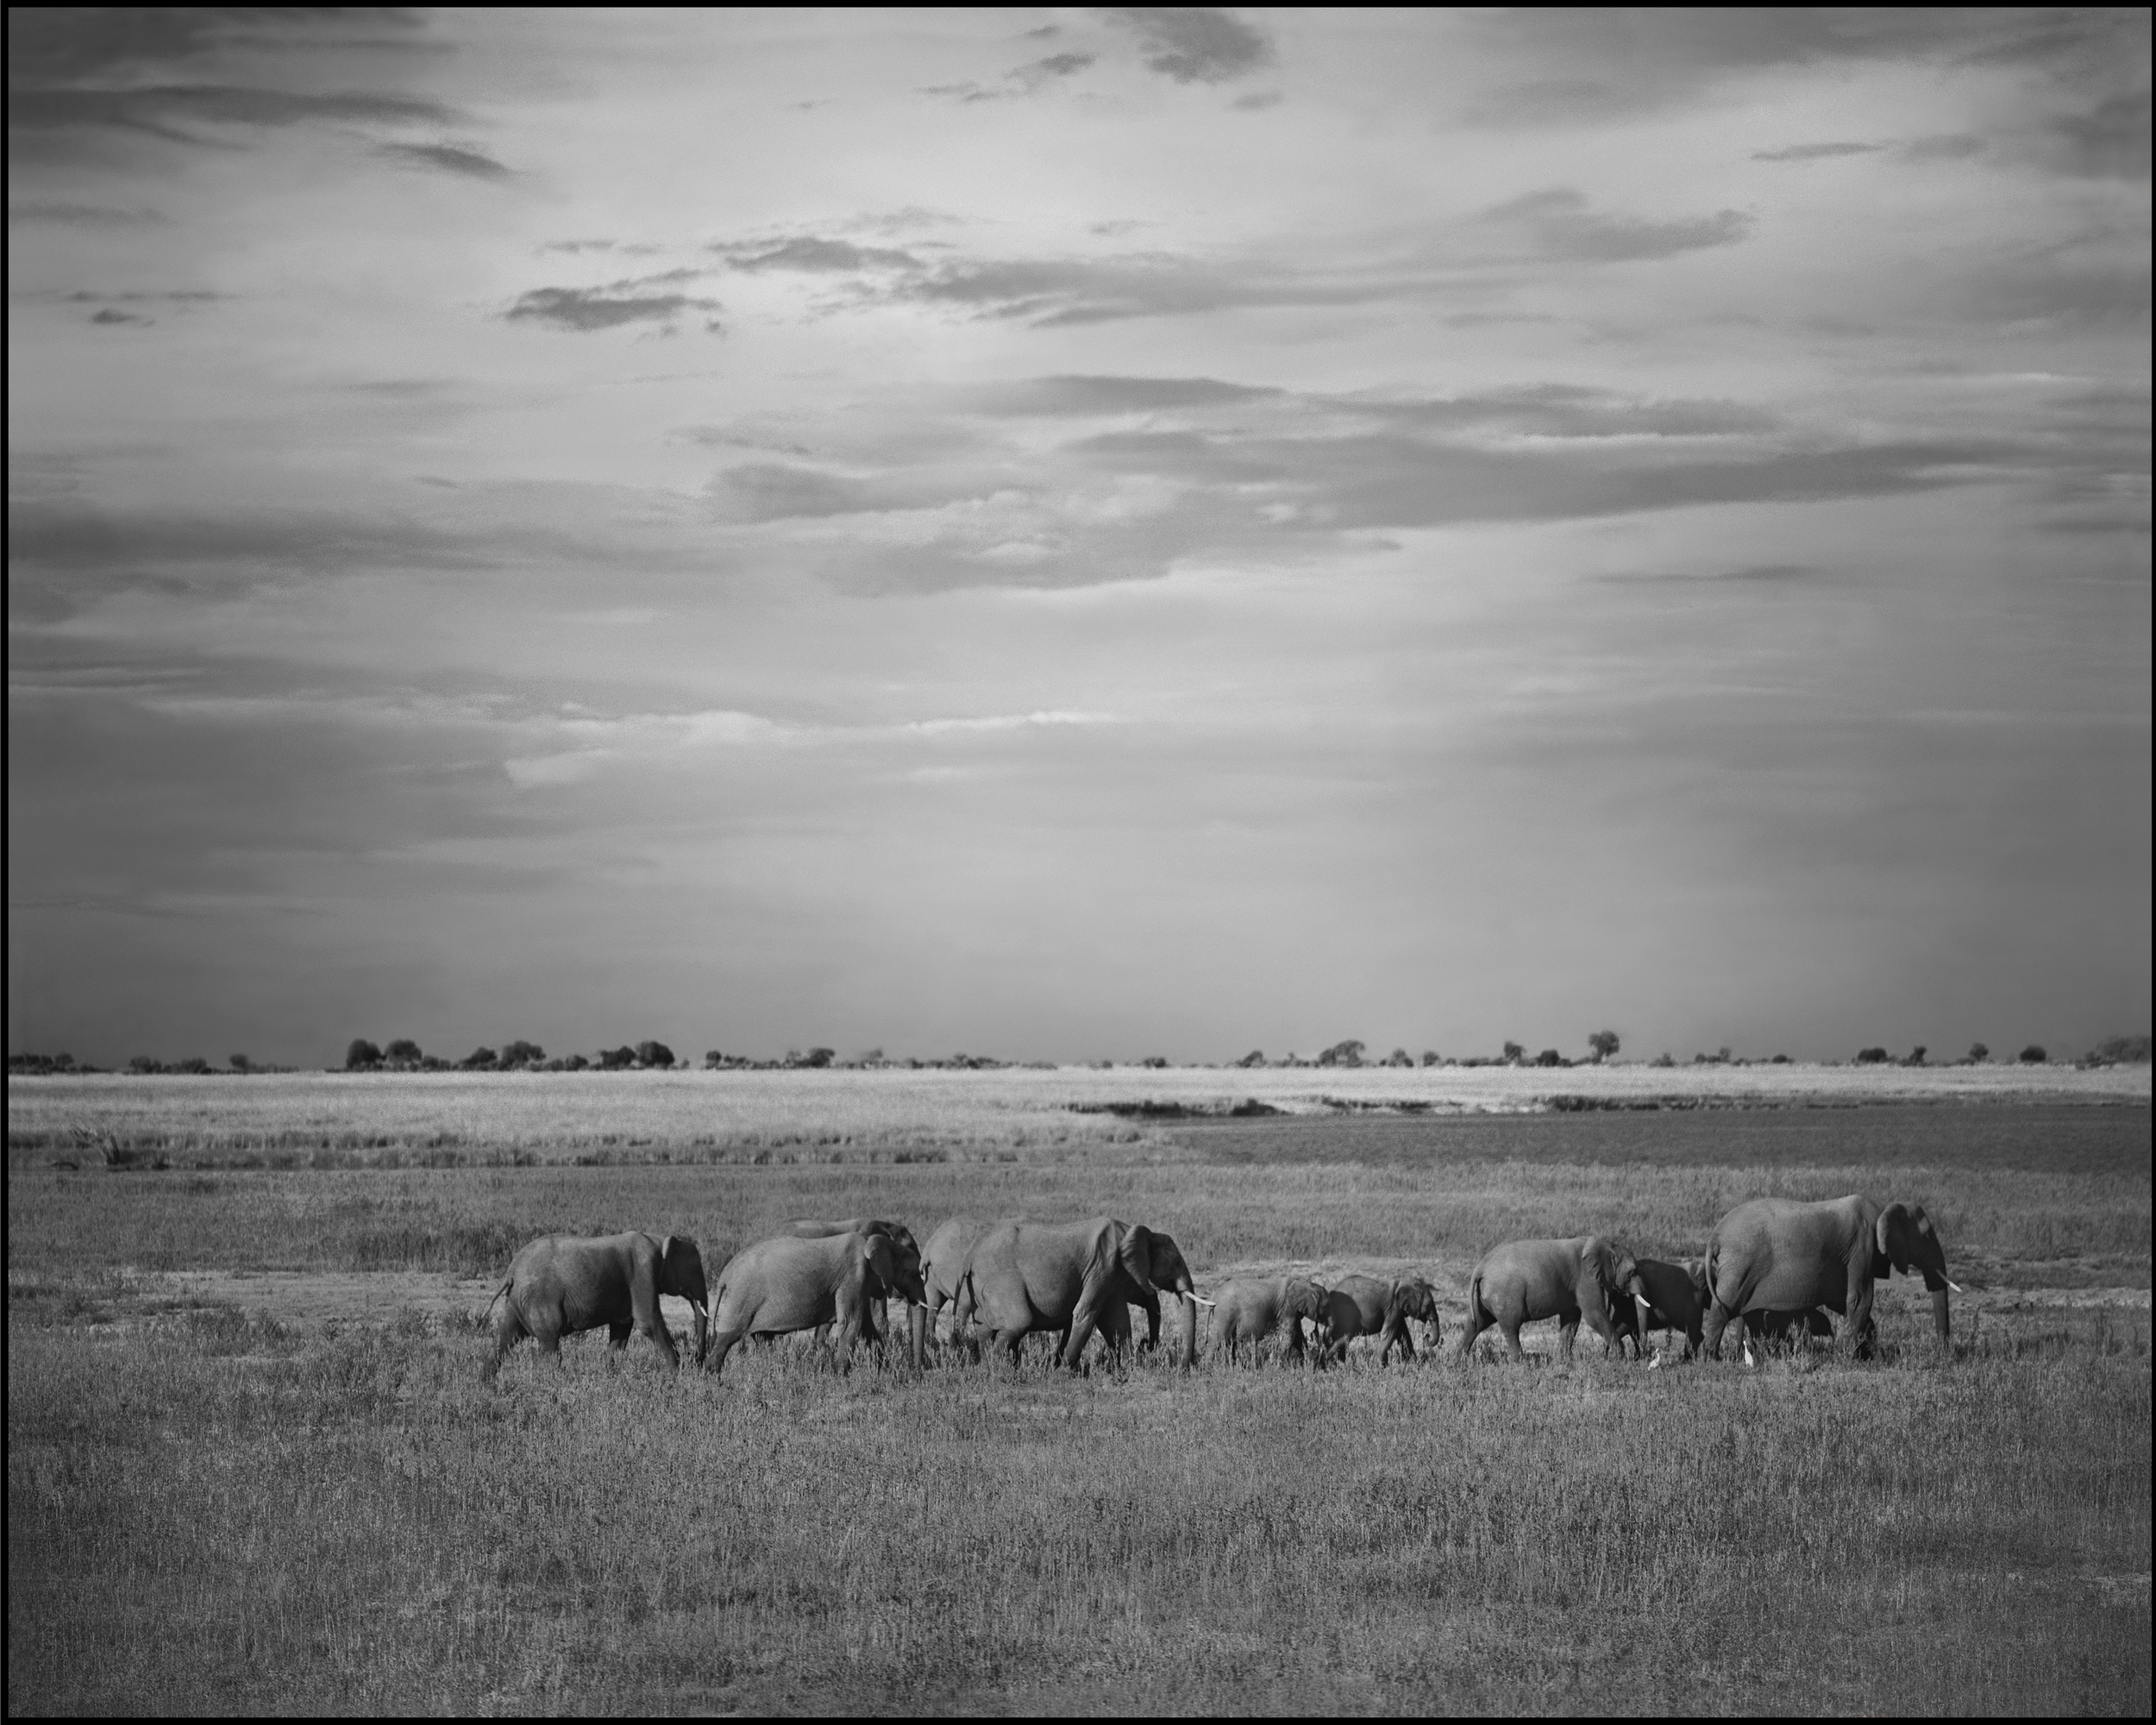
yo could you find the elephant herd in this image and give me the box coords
[482,1192,1959,1380]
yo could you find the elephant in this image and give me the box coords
[1698,1195,1959,1360]
[1317,1274,1441,1364]
[483,1233,708,1381]
[918,1214,1002,1357]
[704,1229,926,1381]
[781,1216,925,1367]
[1210,1276,1328,1366]
[959,1216,1199,1371]
[1456,1236,1651,1362]
[1619,1256,1712,1361]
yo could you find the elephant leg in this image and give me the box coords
[1557,1314,1582,1363]
[705,1327,748,1381]
[1499,1320,1527,1362]
[607,1321,632,1351]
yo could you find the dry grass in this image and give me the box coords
[7,1094,2150,1713]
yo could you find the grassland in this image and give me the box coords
[9,1062,2147,1170]
[8,1079,2151,1714]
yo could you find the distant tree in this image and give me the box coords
[791,1047,834,1069]
[561,1052,589,1071]
[1501,1041,1524,1064]
[1383,1047,1413,1067]
[129,1056,161,1073]
[1904,1045,1927,1067]
[1587,1030,1620,1063]
[704,1050,728,1068]
[1651,1052,1675,1068]
[1855,1046,1890,1064]
[1533,1048,1566,1067]
[2083,1034,2152,1066]
[1140,1055,1169,1069]
[499,1039,544,1067]
[384,1038,422,1064]
[175,1057,211,1074]
[1965,1042,1989,1064]
[599,1044,637,1070]
[1771,1053,1790,1064]
[1718,1047,1732,1064]
[1235,1050,1266,1068]
[856,1047,885,1065]
[420,1054,451,1070]
[229,1054,252,1073]
[2018,1044,2047,1064]
[635,1039,676,1069]
[345,1038,384,1070]
[461,1046,498,1069]
[54,1053,75,1070]
[1319,1039,1366,1067]
[1420,1051,1442,1066]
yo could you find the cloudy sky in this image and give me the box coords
[9,8,2150,1068]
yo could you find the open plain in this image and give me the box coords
[9,1069,2152,1715]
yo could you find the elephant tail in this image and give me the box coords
[481,1275,514,1326]
[1463,1266,1488,1331]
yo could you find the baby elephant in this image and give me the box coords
[1319,1274,1441,1364]
[1209,1276,1328,1366]
[485,1232,708,1381]
[1626,1256,1712,1361]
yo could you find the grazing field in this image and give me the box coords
[9,1062,2148,1170]
[9,1082,2152,1714]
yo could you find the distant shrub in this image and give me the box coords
[1235,1050,1266,1068]
[1856,1047,1890,1064]
[461,1046,498,1070]
[560,1052,589,1071]
[1651,1052,1675,1068]
[2083,1034,2152,1066]
[1420,1051,1442,1066]
[1967,1042,1990,1064]
[2019,1044,2047,1064]
[173,1057,212,1075]
[384,1038,422,1064]
[1533,1048,1567,1068]
[789,1048,834,1069]
[1140,1056,1169,1070]
[1587,1030,1620,1063]
[1771,1053,1790,1064]
[1501,1042,1524,1063]
[1383,1048,1413,1067]
[499,1039,544,1068]
[1904,1046,1927,1067]
[1319,1040,1366,1067]
[599,1045,637,1070]
[9,1053,79,1075]
[345,1039,383,1070]
[229,1054,252,1073]
[635,1040,676,1069]
[419,1054,451,1070]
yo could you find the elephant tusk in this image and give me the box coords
[1188,1295,1216,1309]
[1945,1277,1965,1294]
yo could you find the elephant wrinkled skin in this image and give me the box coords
[1457,1236,1651,1362]
[485,1232,708,1381]
[1319,1274,1440,1364]
[961,1216,1198,1370]
[1210,1276,1327,1366]
[705,1230,926,1380]
[1701,1195,1958,1358]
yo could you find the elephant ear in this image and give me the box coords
[1876,1203,1915,1276]
[863,1232,897,1290]
[1117,1223,1159,1296]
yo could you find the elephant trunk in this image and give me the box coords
[1176,1292,1197,1371]
[1930,1285,1951,1345]
[909,1302,927,1373]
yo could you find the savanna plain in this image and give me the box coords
[9,1070,2153,1715]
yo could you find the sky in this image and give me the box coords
[7,7,2151,1069]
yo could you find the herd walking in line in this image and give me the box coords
[482,1194,1960,1382]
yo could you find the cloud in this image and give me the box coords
[9,83,459,153]
[87,307,150,326]
[981,374,1284,415]
[1476,188,1752,264]
[2045,90,2153,179]
[504,286,723,333]
[1752,141,1882,162]
[1230,91,1282,111]
[1900,133,1988,162]
[1106,9,1275,85]
[705,462,1007,523]
[1463,9,2140,125]
[717,235,921,273]
[378,141,511,180]
[8,199,164,224]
